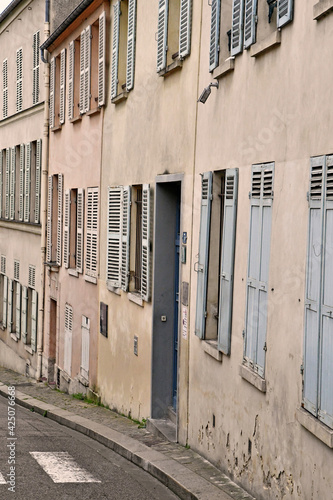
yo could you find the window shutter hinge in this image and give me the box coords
[300,364,304,375]
[242,329,245,338]
[248,191,251,199]
[204,311,207,318]
[306,191,309,202]
[263,342,267,352]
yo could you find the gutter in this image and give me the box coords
[0,0,22,24]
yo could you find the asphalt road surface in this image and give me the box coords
[0,394,179,499]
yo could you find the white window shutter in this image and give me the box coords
[98,12,106,106]
[2,59,8,119]
[46,175,53,263]
[121,186,131,291]
[76,188,84,274]
[21,286,28,343]
[141,184,151,302]
[35,139,42,224]
[79,31,85,114]
[9,147,15,220]
[63,189,70,269]
[32,31,40,105]
[81,316,90,380]
[84,26,91,112]
[195,172,213,339]
[31,289,37,352]
[68,41,74,120]
[111,1,121,100]
[16,48,23,112]
[49,57,55,128]
[56,174,63,266]
[107,187,122,287]
[24,143,31,222]
[277,0,293,28]
[179,0,192,59]
[157,0,168,72]
[231,0,245,56]
[59,49,66,124]
[5,148,10,219]
[0,150,3,219]
[15,283,21,339]
[126,0,137,91]
[86,187,99,278]
[8,278,13,332]
[64,304,73,375]
[19,144,25,221]
[209,0,221,72]
[3,275,7,329]
[244,0,257,49]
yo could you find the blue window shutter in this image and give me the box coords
[218,169,238,354]
[126,0,137,91]
[209,0,221,72]
[277,0,293,28]
[111,1,120,99]
[156,0,168,72]
[195,172,213,339]
[243,0,257,49]
[179,0,192,59]
[231,0,245,56]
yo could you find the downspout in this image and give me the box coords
[37,0,50,380]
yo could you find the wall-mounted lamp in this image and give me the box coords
[197,81,219,104]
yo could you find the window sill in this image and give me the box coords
[250,30,281,58]
[25,345,33,355]
[50,124,62,133]
[78,373,89,387]
[314,0,333,19]
[111,92,128,104]
[45,262,59,273]
[68,269,79,278]
[158,58,183,77]
[213,57,235,80]
[61,371,71,383]
[296,407,333,448]
[0,323,5,331]
[0,220,41,235]
[202,340,222,362]
[107,282,121,295]
[86,107,101,117]
[69,115,82,124]
[10,333,18,342]
[239,364,266,393]
[128,292,143,307]
[85,275,97,285]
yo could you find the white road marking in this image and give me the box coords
[0,472,6,484]
[29,452,101,483]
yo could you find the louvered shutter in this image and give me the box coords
[31,290,37,352]
[32,31,40,105]
[277,0,293,28]
[19,144,24,221]
[15,283,21,339]
[46,176,53,262]
[3,276,7,329]
[79,31,85,114]
[76,188,84,274]
[9,147,15,220]
[111,1,120,99]
[244,0,257,49]
[195,172,213,339]
[3,59,8,119]
[121,186,131,291]
[64,304,73,375]
[16,48,23,112]
[5,148,10,219]
[21,286,27,343]
[84,26,91,112]
[218,169,238,354]
[63,190,70,269]
[68,41,74,120]
[35,139,42,224]
[86,187,99,278]
[231,0,245,56]
[141,185,151,301]
[98,12,106,105]
[59,49,66,124]
[157,0,168,72]
[107,187,122,287]
[179,0,192,59]
[8,278,13,332]
[56,174,63,266]
[49,57,55,128]
[24,143,31,222]
[209,0,221,72]
[126,0,137,91]
[0,150,2,219]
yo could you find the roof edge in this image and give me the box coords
[0,0,24,24]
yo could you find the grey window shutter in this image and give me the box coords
[15,283,21,339]
[98,12,106,105]
[231,0,245,56]
[244,0,257,49]
[79,30,85,114]
[63,189,70,269]
[9,147,15,220]
[49,57,55,128]
[107,187,122,287]
[126,0,137,91]
[3,59,8,119]
[59,49,66,124]
[179,0,192,59]
[68,41,74,120]
[5,148,10,219]
[141,184,151,301]
[277,0,293,28]
[56,174,63,266]
[121,186,131,291]
[84,26,91,112]
[31,290,37,352]
[47,175,53,263]
[19,144,25,221]
[21,286,28,343]
[3,275,7,329]
[35,139,41,224]
[0,150,2,219]
[195,172,213,339]
[16,48,23,112]
[76,188,84,274]
[8,278,13,332]
[24,143,31,222]
[111,1,121,100]
[218,169,238,355]
[86,187,99,278]
[209,0,221,72]
[156,0,168,72]
[32,31,40,105]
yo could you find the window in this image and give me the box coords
[16,48,23,112]
[33,31,40,105]
[243,163,274,377]
[22,266,38,351]
[85,187,99,280]
[303,155,333,429]
[195,170,238,355]
[111,1,136,100]
[64,188,84,273]
[2,59,8,119]
[47,173,63,265]
[50,50,66,128]
[64,303,73,375]
[156,0,192,73]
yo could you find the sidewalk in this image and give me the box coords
[0,367,255,500]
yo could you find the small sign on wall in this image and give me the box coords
[100,302,108,338]
[182,306,188,340]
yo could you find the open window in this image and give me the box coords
[64,187,84,274]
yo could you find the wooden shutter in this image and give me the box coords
[31,290,37,352]
[15,283,21,339]
[16,48,23,112]
[107,187,122,287]
[79,31,85,114]
[35,139,42,224]
[59,49,66,124]
[24,143,31,222]
[111,1,120,99]
[84,26,91,112]
[218,169,238,354]
[46,175,53,262]
[76,188,84,274]
[98,12,106,105]
[81,315,90,380]
[9,147,15,220]
[63,189,70,269]
[277,0,293,28]
[126,0,137,91]
[21,286,28,343]
[64,304,73,375]
[3,276,7,329]
[33,31,40,105]
[0,150,2,219]
[19,144,25,221]
[5,148,10,219]
[244,0,257,49]
[209,0,221,72]
[49,57,55,128]
[68,41,74,120]
[157,0,168,72]
[3,59,8,119]
[141,184,151,301]
[56,174,63,266]
[121,186,131,291]
[195,172,213,339]
[231,0,245,56]
[86,187,99,278]
[8,278,13,332]
[179,0,192,59]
